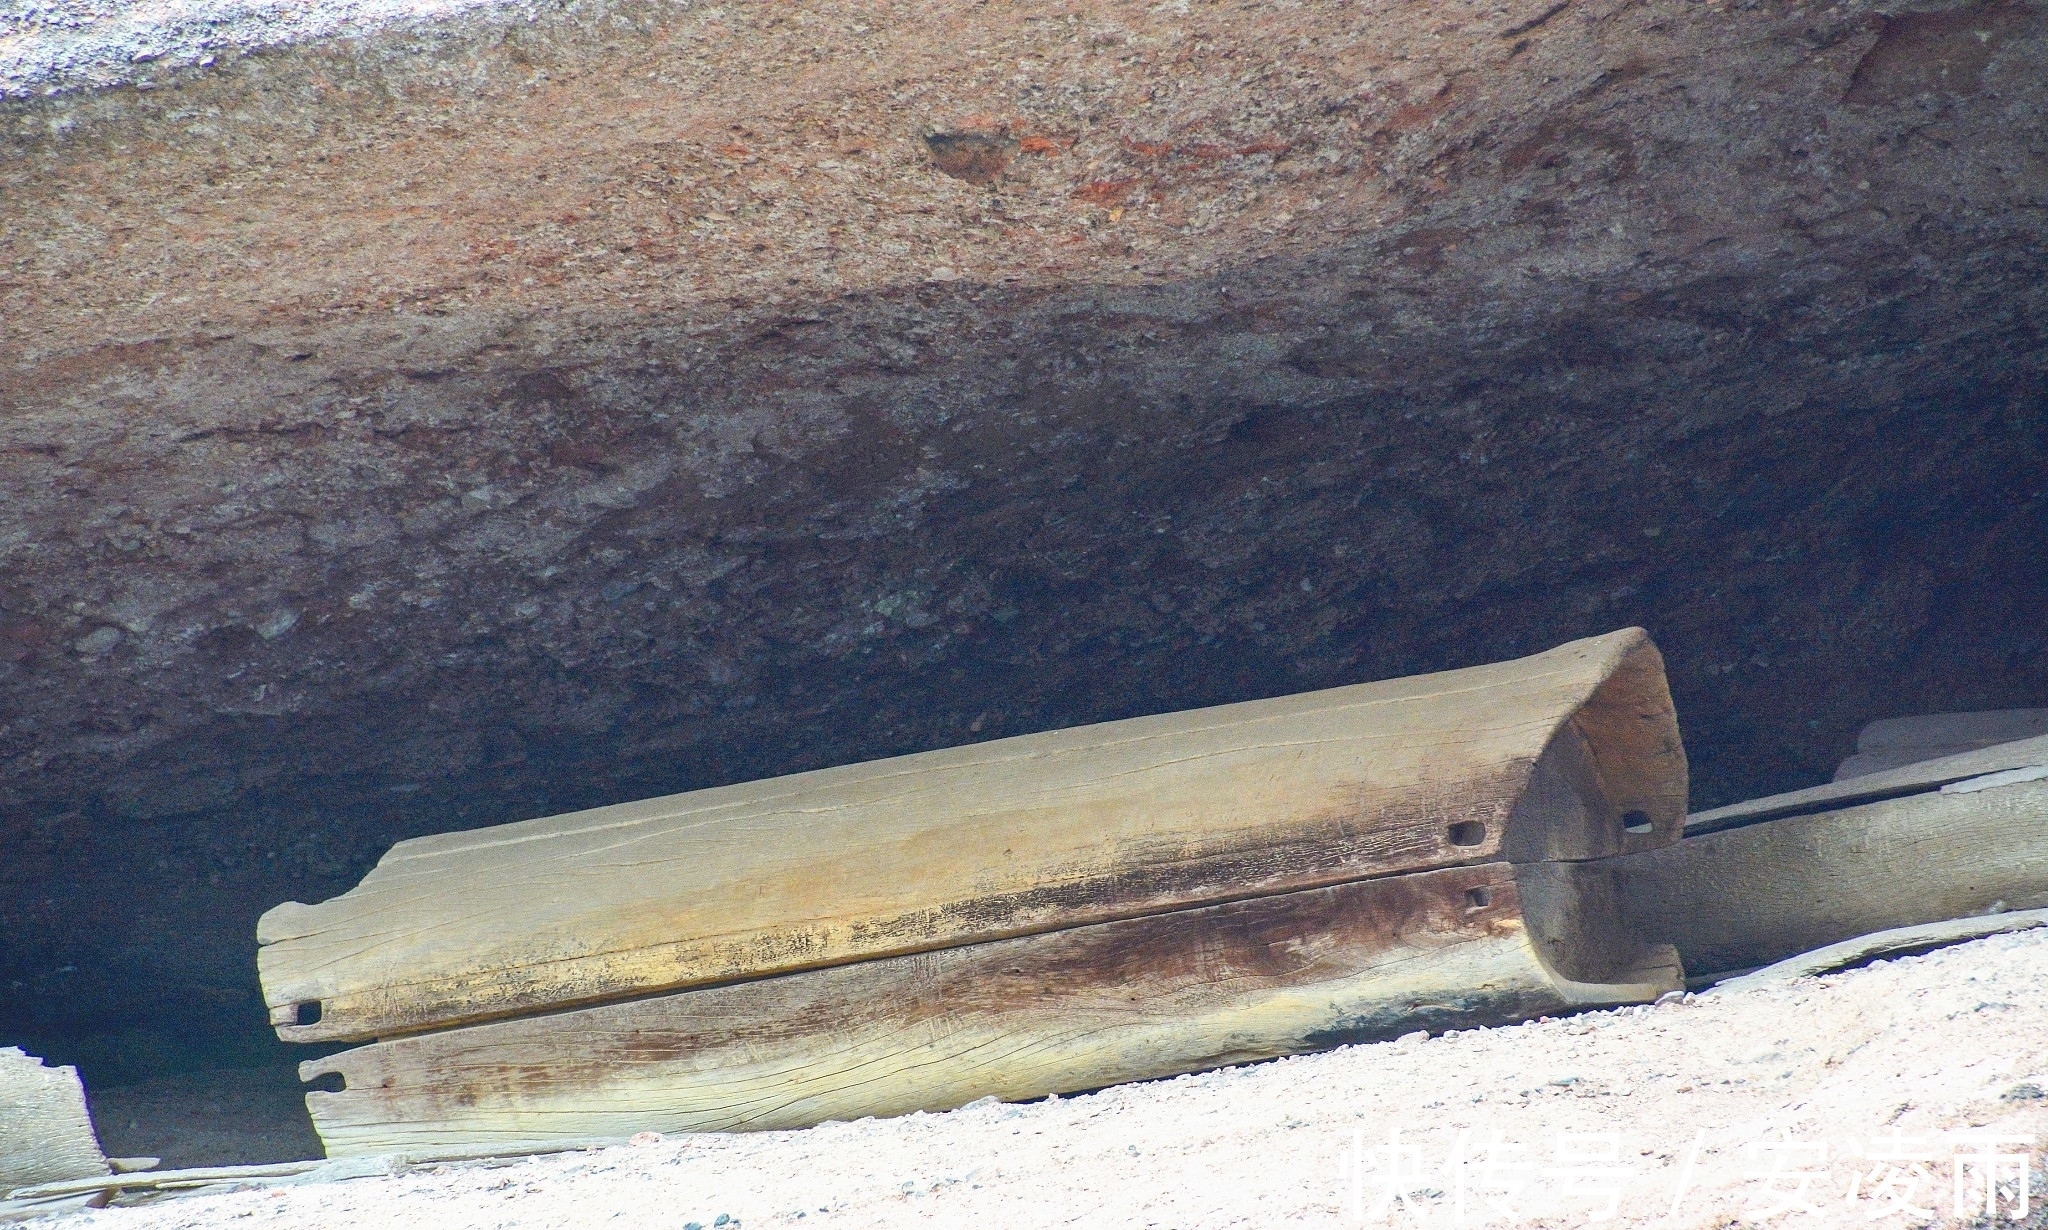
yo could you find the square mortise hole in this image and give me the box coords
[1464,886,1492,911]
[1622,809,1655,835]
[1446,820,1487,847]
[293,1001,323,1026]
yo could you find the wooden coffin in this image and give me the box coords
[1617,734,2048,976]
[301,861,1679,1156]
[259,627,1687,1045]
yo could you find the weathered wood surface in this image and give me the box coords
[1620,778,2048,976]
[1833,709,2048,780]
[301,862,1681,1157]
[1686,732,2048,834]
[5,1160,352,1201]
[0,1048,108,1192]
[260,628,1686,1043]
[0,1192,109,1223]
[1707,908,2048,994]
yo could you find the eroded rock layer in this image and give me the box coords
[2,0,2044,1076]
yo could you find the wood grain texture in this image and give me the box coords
[1621,779,2048,976]
[260,628,1686,1043]
[0,1048,108,1193]
[1708,908,2048,994]
[300,862,1681,1157]
[1687,732,2048,834]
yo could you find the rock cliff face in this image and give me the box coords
[2,0,2044,1077]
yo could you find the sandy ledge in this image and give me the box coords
[1,0,527,100]
[58,928,2048,1229]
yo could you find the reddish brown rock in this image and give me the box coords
[0,0,2044,1080]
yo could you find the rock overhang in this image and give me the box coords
[1,0,2044,1074]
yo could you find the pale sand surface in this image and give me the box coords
[59,928,2048,1228]
[1,0,518,99]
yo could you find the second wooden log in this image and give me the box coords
[1617,777,2048,976]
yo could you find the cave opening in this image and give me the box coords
[2,0,2044,1169]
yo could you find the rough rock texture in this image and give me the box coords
[2,0,2045,1086]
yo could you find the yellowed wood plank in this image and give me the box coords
[300,862,1681,1157]
[1619,779,2048,976]
[259,628,1686,1044]
[0,1048,108,1193]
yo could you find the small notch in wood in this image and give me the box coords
[1621,810,1654,835]
[1463,886,1493,911]
[304,1071,346,1094]
[292,1001,324,1027]
[1446,821,1487,847]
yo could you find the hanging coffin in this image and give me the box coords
[259,627,1690,1157]
[1617,732,2048,978]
